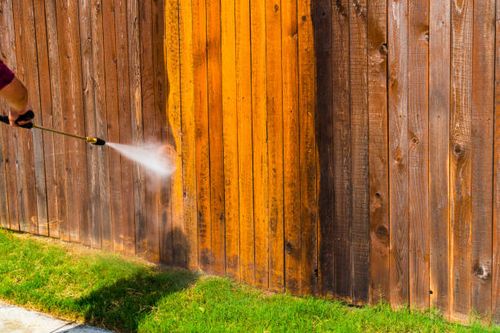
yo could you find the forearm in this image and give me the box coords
[0,78,28,111]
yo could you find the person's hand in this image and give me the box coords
[9,107,34,127]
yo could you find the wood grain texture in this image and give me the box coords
[236,0,255,285]
[408,0,430,310]
[470,0,494,318]
[450,0,473,321]
[251,0,269,289]
[494,0,500,323]
[349,0,369,303]
[282,0,301,294]
[266,0,285,292]
[298,0,318,295]
[367,0,389,303]
[179,0,199,270]
[429,0,451,316]
[221,0,239,279]
[332,0,352,299]
[388,0,409,307]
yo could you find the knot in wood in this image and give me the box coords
[473,263,490,280]
[285,241,293,254]
[274,4,279,13]
[375,225,388,240]
[453,143,465,157]
[379,43,388,55]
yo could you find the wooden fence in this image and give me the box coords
[0,0,498,324]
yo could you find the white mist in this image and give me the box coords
[106,142,175,178]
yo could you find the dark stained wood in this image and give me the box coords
[450,0,473,321]
[388,0,409,307]
[313,0,334,297]
[470,0,495,317]
[429,0,451,317]
[367,0,389,303]
[332,0,352,299]
[266,0,285,292]
[349,0,369,303]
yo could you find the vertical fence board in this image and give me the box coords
[266,0,285,292]
[251,0,269,289]
[494,0,500,323]
[193,0,211,271]
[450,0,473,321]
[368,0,389,303]
[221,0,239,278]
[408,0,430,310]
[179,0,198,270]
[312,0,334,297]
[298,0,317,295]
[429,0,451,317]
[470,0,495,318]
[332,0,352,299]
[349,0,369,303]
[388,0,409,307]
[282,0,301,294]
[236,0,255,285]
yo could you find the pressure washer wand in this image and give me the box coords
[0,111,106,146]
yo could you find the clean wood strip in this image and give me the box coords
[115,0,135,255]
[128,0,144,256]
[312,0,334,297]
[236,0,254,285]
[206,0,225,275]
[221,0,239,279]
[388,0,409,307]
[408,0,430,310]
[282,0,301,294]
[367,0,389,303]
[349,0,369,303]
[266,0,285,292]
[332,0,352,299]
[298,0,318,295]
[179,0,199,270]
[450,0,473,321]
[192,0,212,271]
[429,0,451,317]
[251,0,269,289]
[470,0,495,318]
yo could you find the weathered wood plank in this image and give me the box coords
[221,0,239,279]
[332,0,352,299]
[282,0,301,294]
[368,0,389,303]
[349,0,369,303]
[388,0,409,307]
[266,0,285,292]
[429,0,451,317]
[408,0,430,310]
[312,0,334,297]
[450,0,473,321]
[236,0,254,285]
[470,0,495,318]
[494,0,500,323]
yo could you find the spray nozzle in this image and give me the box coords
[86,137,106,146]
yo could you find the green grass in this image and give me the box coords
[0,229,497,333]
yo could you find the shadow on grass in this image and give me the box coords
[75,269,198,333]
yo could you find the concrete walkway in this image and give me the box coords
[0,302,112,333]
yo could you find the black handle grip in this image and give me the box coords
[0,110,34,129]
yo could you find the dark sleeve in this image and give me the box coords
[0,60,15,91]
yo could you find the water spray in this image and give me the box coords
[0,110,106,146]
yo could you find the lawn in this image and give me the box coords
[0,229,497,333]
